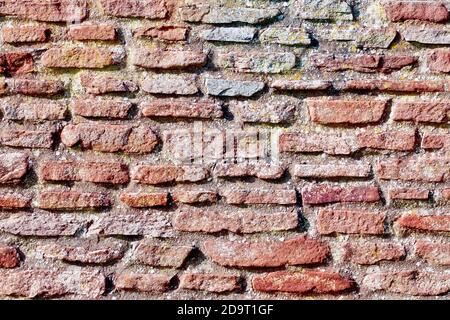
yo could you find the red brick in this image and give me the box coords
[279,132,357,155]
[440,189,450,201]
[344,80,445,93]
[115,273,173,293]
[379,55,418,73]
[0,126,53,149]
[363,270,450,296]
[134,243,193,268]
[0,0,88,22]
[0,246,20,268]
[72,99,132,119]
[0,269,105,298]
[357,130,416,151]
[133,48,207,70]
[173,209,298,233]
[396,213,450,233]
[37,191,111,210]
[392,101,450,123]
[0,51,34,76]
[134,25,189,41]
[1,98,67,121]
[271,79,332,91]
[389,188,429,201]
[307,99,387,124]
[252,270,354,294]
[317,210,385,235]
[422,133,450,151]
[171,190,218,204]
[40,160,129,184]
[213,163,285,180]
[68,24,117,41]
[42,47,123,69]
[40,239,126,264]
[302,185,380,205]
[427,49,450,73]
[120,192,168,208]
[221,189,296,205]
[0,153,28,184]
[2,26,49,43]
[376,156,450,182]
[0,193,31,209]
[293,162,371,179]
[6,78,65,96]
[99,0,169,19]
[416,240,450,266]
[0,213,90,237]
[202,237,329,267]
[344,242,405,265]
[383,1,449,23]
[132,165,210,185]
[80,74,138,95]
[180,274,241,293]
[61,123,158,154]
[141,99,223,119]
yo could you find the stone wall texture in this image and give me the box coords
[0,0,449,300]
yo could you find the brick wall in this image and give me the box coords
[0,0,449,299]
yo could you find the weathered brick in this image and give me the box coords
[297,0,353,21]
[120,192,168,208]
[344,80,445,93]
[0,153,28,184]
[40,160,129,184]
[214,163,285,180]
[200,27,256,43]
[134,25,188,41]
[403,28,450,45]
[133,48,207,70]
[307,99,387,124]
[221,189,296,205]
[271,80,332,91]
[0,0,88,22]
[389,188,429,201]
[0,269,105,298]
[202,237,329,267]
[357,130,416,151]
[0,193,31,209]
[216,51,296,74]
[293,162,371,179]
[229,98,296,124]
[40,239,126,264]
[6,78,65,96]
[72,99,132,119]
[1,98,67,121]
[115,273,173,293]
[180,274,241,293]
[344,242,405,265]
[99,0,169,19]
[416,240,450,266]
[132,165,209,185]
[0,246,20,268]
[0,213,90,237]
[68,24,117,41]
[0,51,34,76]
[42,47,123,69]
[260,27,310,45]
[252,270,354,294]
[440,189,450,201]
[173,209,298,234]
[2,26,48,43]
[317,210,385,235]
[280,132,357,155]
[376,156,450,182]
[61,123,158,153]
[302,185,380,205]
[363,270,450,296]
[0,126,54,149]
[392,101,450,123]
[134,243,193,268]
[204,78,265,97]
[396,213,450,233]
[422,133,450,151]
[356,28,397,49]
[142,74,198,95]
[180,5,280,24]
[427,49,450,73]
[37,191,111,210]
[171,190,218,204]
[383,1,449,23]
[80,74,138,95]
[141,99,222,119]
